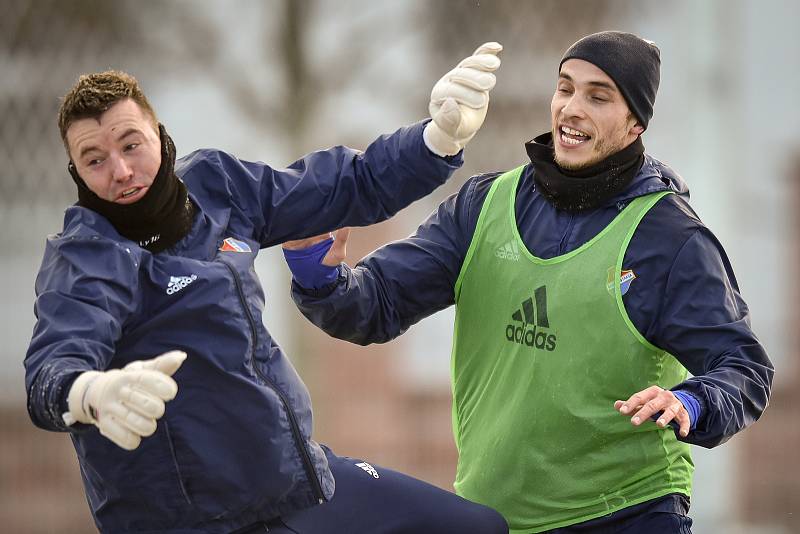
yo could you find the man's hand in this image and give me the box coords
[282,228,351,267]
[615,385,690,438]
[64,350,187,450]
[423,42,503,157]
[281,228,350,289]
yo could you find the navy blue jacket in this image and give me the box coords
[24,121,462,533]
[292,154,774,449]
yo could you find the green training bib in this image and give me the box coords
[451,166,692,533]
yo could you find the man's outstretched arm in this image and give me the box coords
[283,174,495,345]
[615,228,774,448]
[217,42,502,247]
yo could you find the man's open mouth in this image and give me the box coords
[560,125,591,145]
[120,187,141,199]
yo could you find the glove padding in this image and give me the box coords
[63,350,187,450]
[423,42,503,157]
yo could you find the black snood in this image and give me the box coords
[69,124,194,253]
[526,132,644,212]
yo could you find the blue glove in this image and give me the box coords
[282,237,339,289]
[671,389,700,431]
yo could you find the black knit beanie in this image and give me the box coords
[560,31,660,129]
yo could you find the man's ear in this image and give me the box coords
[631,123,645,136]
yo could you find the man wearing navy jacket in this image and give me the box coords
[25,43,509,533]
[284,32,773,533]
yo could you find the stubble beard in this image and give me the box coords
[553,128,627,172]
[553,131,636,171]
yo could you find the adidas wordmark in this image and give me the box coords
[495,241,520,261]
[166,275,197,295]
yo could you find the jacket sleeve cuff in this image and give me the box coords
[28,365,89,432]
[291,265,345,299]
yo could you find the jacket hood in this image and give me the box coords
[607,154,690,208]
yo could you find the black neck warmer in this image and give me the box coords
[69,124,194,253]
[525,132,645,212]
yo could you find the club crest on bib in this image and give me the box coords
[606,267,637,296]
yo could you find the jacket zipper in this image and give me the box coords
[558,213,575,255]
[222,260,325,503]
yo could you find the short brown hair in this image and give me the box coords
[58,70,158,152]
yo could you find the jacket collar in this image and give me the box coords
[595,153,689,210]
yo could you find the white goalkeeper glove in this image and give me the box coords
[63,350,187,451]
[423,41,503,157]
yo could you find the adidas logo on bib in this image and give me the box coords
[495,240,520,261]
[166,275,197,295]
[505,285,557,352]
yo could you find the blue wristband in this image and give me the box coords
[282,238,339,289]
[672,390,700,431]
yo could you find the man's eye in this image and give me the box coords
[88,159,102,166]
[592,95,608,103]
[124,143,139,151]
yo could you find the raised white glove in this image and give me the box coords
[63,350,187,451]
[423,42,503,157]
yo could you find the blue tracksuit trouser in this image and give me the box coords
[236,446,691,533]
[233,445,508,533]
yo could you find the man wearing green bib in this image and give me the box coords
[282,32,773,533]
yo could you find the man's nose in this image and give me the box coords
[110,155,133,182]
[560,95,585,118]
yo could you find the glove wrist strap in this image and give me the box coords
[64,371,102,425]
[423,122,462,157]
